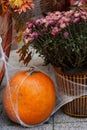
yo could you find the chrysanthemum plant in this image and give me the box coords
[18,2,87,73]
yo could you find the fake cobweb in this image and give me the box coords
[0,1,87,127]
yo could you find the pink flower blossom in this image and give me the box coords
[74,12,80,17]
[51,27,59,36]
[35,19,44,25]
[23,28,32,36]
[31,32,39,39]
[24,37,33,44]
[23,9,87,46]
[60,23,66,29]
[45,20,55,27]
[26,23,33,28]
[55,11,61,16]
[81,15,87,20]
[73,17,80,23]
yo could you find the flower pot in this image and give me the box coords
[54,67,87,117]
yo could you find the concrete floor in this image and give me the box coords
[0,49,87,130]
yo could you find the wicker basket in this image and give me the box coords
[40,0,70,15]
[55,67,87,117]
[40,0,55,14]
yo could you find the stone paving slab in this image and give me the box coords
[0,50,87,130]
[54,110,87,123]
[0,123,53,130]
[54,122,87,130]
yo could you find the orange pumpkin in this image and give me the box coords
[3,70,56,125]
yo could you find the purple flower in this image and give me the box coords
[64,32,69,38]
[72,17,80,23]
[35,19,44,26]
[23,9,87,46]
[45,20,55,27]
[31,32,39,39]
[27,23,33,29]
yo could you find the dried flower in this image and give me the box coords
[1,0,34,13]
[8,0,34,13]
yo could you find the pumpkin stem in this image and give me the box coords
[29,71,36,75]
[27,67,37,75]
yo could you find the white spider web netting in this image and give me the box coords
[0,0,87,127]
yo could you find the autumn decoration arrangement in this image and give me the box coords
[0,0,87,127]
[18,0,87,117]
